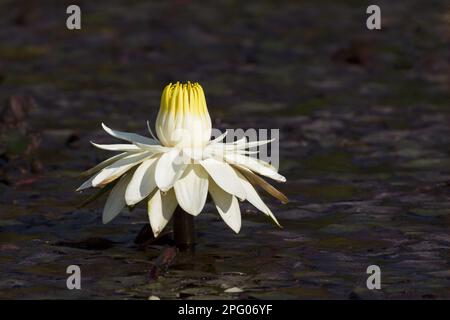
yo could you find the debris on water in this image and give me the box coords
[149,247,177,280]
[224,287,244,293]
[331,40,371,66]
[0,244,20,251]
[55,237,116,250]
[0,95,42,184]
[348,291,361,300]
[65,133,81,149]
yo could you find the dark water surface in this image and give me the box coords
[0,0,449,299]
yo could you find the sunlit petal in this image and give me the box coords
[147,189,178,237]
[102,174,132,224]
[200,157,246,200]
[125,157,158,205]
[155,148,187,191]
[224,153,286,182]
[102,123,158,145]
[80,152,127,177]
[92,151,151,187]
[91,142,140,152]
[234,165,288,204]
[174,164,208,216]
[209,179,241,233]
[236,170,281,227]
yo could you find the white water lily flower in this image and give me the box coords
[78,82,287,237]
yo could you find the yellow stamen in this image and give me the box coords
[155,82,212,147]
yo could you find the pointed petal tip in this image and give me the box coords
[175,194,205,216]
[101,122,109,134]
[101,122,113,136]
[179,204,202,216]
[124,198,138,207]
[102,209,119,224]
[90,141,100,148]
[147,189,177,240]
[271,216,282,228]
[232,226,241,234]
[125,193,146,207]
[152,229,161,238]
[101,122,116,137]
[76,181,92,192]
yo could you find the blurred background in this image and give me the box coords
[0,0,449,299]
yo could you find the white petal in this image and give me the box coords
[236,171,281,227]
[133,142,170,154]
[231,136,247,146]
[242,138,274,149]
[181,147,205,161]
[147,189,177,237]
[235,165,288,204]
[102,123,158,145]
[204,141,261,158]
[203,143,223,159]
[92,151,151,187]
[200,158,246,200]
[76,174,97,191]
[224,153,286,182]
[91,142,140,152]
[206,139,246,154]
[209,179,241,233]
[146,120,159,141]
[238,150,259,155]
[102,174,132,224]
[81,152,127,177]
[208,131,227,144]
[174,164,208,216]
[155,148,187,191]
[220,139,274,151]
[219,138,274,151]
[125,157,158,205]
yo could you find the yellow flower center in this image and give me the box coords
[156,82,212,148]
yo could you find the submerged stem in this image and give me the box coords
[173,207,195,252]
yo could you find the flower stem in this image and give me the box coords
[173,206,195,252]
